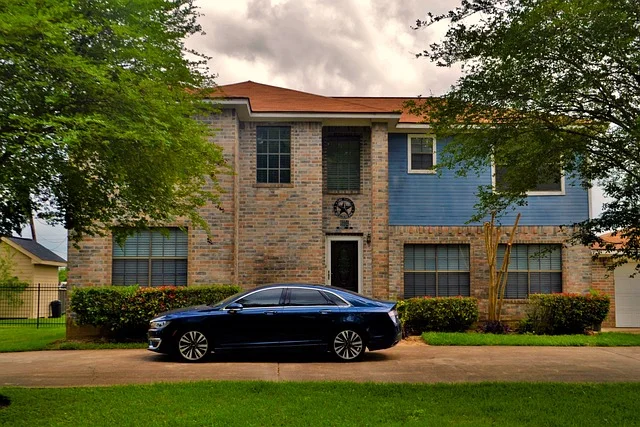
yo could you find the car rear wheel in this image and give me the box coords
[331,329,365,361]
[176,330,210,362]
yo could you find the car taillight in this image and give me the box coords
[388,309,399,325]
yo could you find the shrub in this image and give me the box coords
[71,284,242,339]
[397,297,479,335]
[524,293,610,335]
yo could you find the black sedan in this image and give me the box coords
[148,284,402,362]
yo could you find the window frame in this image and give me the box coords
[403,244,471,298]
[498,244,563,299]
[491,162,565,196]
[325,137,361,193]
[407,134,437,174]
[111,228,188,287]
[256,126,292,185]
[234,288,286,308]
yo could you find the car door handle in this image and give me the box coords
[264,311,277,316]
[320,310,332,315]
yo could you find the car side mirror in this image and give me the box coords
[226,302,243,313]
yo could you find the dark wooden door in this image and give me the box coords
[330,240,358,292]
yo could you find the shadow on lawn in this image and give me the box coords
[0,394,10,410]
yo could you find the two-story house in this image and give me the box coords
[69,81,613,324]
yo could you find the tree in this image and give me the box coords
[0,0,226,243]
[485,212,520,326]
[411,0,640,266]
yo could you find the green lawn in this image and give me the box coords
[422,331,640,346]
[0,382,638,426]
[0,327,65,352]
[0,327,146,352]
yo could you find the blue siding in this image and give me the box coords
[388,134,589,226]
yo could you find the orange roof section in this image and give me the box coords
[591,232,627,250]
[211,81,430,124]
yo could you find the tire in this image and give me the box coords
[175,330,210,362]
[331,329,365,361]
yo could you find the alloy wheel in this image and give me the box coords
[333,330,364,361]
[178,330,209,361]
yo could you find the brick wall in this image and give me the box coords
[590,256,616,326]
[370,123,389,299]
[389,225,594,321]
[322,127,373,296]
[235,121,324,287]
[68,109,238,288]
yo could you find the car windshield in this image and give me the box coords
[209,290,246,308]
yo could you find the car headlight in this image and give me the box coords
[150,319,171,329]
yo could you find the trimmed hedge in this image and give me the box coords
[522,293,610,335]
[397,297,479,334]
[71,284,241,339]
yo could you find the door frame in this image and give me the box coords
[325,235,363,294]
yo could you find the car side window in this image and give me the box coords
[288,289,332,306]
[236,288,283,308]
[322,291,350,307]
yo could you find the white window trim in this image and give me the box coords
[490,162,565,196]
[407,134,437,174]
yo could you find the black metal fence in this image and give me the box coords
[0,283,67,327]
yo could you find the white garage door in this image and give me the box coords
[615,262,640,327]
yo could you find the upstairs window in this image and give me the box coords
[494,164,563,194]
[404,244,470,298]
[112,228,187,286]
[257,126,291,184]
[497,244,562,298]
[408,135,436,173]
[326,138,360,192]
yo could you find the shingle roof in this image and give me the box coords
[591,232,627,251]
[211,81,430,123]
[5,237,66,263]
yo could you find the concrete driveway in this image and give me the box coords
[1,342,639,387]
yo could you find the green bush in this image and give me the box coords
[524,293,610,335]
[71,284,242,339]
[397,297,479,335]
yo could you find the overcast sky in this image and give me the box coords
[191,0,460,97]
[25,0,608,259]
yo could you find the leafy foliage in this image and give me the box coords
[0,0,227,242]
[523,293,610,335]
[397,297,479,334]
[412,0,640,263]
[0,244,29,307]
[70,284,241,339]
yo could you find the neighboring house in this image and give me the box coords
[0,236,67,319]
[591,233,640,327]
[68,81,605,323]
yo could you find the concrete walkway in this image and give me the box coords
[1,342,639,387]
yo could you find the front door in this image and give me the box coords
[330,240,359,292]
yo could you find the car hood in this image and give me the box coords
[157,305,215,318]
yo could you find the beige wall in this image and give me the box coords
[1,242,33,283]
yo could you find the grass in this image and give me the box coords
[422,331,640,346]
[0,326,146,352]
[0,326,66,352]
[0,382,638,426]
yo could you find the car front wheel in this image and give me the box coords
[331,329,365,361]
[176,330,210,362]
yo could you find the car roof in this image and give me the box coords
[254,283,389,306]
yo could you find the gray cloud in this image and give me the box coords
[190,0,462,96]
